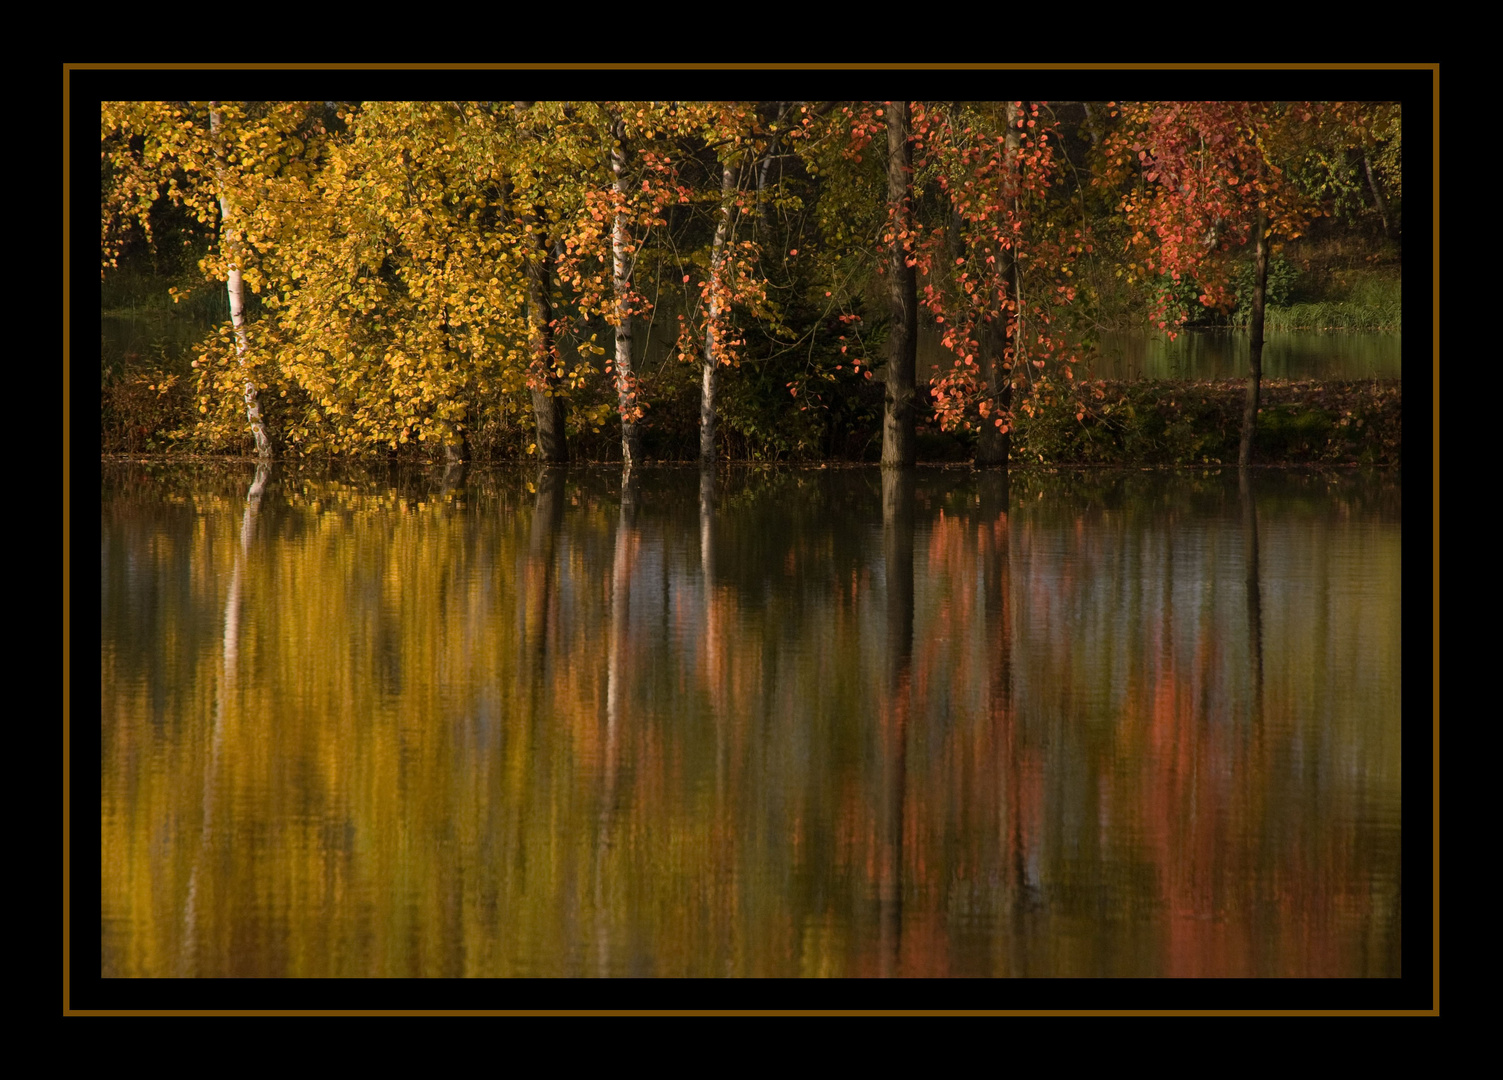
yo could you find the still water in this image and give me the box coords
[919,328,1402,382]
[100,463,1401,979]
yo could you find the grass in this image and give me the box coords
[1228,269,1402,331]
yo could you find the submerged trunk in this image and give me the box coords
[882,101,917,469]
[441,440,468,491]
[596,462,637,974]
[878,467,914,974]
[1239,209,1269,469]
[209,102,272,460]
[1240,468,1264,720]
[185,460,270,972]
[610,109,642,468]
[443,432,469,468]
[701,160,736,465]
[603,462,639,835]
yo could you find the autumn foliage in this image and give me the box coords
[100,99,1397,464]
[1098,101,1319,333]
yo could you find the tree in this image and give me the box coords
[775,102,892,459]
[207,103,273,458]
[265,101,530,460]
[579,102,789,465]
[881,101,918,468]
[609,106,643,468]
[514,102,698,465]
[102,99,1395,466]
[912,101,1091,467]
[701,153,739,464]
[1102,101,1317,467]
[102,100,322,458]
[1291,101,1401,241]
[555,102,750,465]
[511,102,573,463]
[686,104,780,464]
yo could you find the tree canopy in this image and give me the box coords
[100,98,1403,463]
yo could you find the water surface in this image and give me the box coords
[920,327,1402,382]
[100,463,1402,979]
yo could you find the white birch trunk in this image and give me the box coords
[209,103,272,459]
[610,110,641,468]
[701,161,735,465]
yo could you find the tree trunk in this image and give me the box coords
[1362,150,1394,240]
[882,101,917,469]
[701,160,736,465]
[209,102,272,460]
[441,435,465,480]
[974,102,1022,470]
[1239,209,1269,469]
[443,433,468,471]
[525,243,568,462]
[752,102,794,238]
[515,102,568,463]
[1080,101,1104,148]
[755,152,774,237]
[605,462,637,771]
[974,318,1010,467]
[521,463,566,721]
[610,109,642,468]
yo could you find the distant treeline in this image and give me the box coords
[101,100,1402,464]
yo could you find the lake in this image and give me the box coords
[920,328,1402,382]
[100,463,1402,980]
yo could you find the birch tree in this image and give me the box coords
[102,100,320,457]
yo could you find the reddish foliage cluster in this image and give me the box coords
[1098,101,1318,334]
[906,103,1092,435]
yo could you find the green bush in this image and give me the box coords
[1232,256,1301,314]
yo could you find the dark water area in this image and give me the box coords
[921,328,1402,383]
[1086,329,1403,381]
[99,462,1403,983]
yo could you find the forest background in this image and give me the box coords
[82,70,1426,470]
